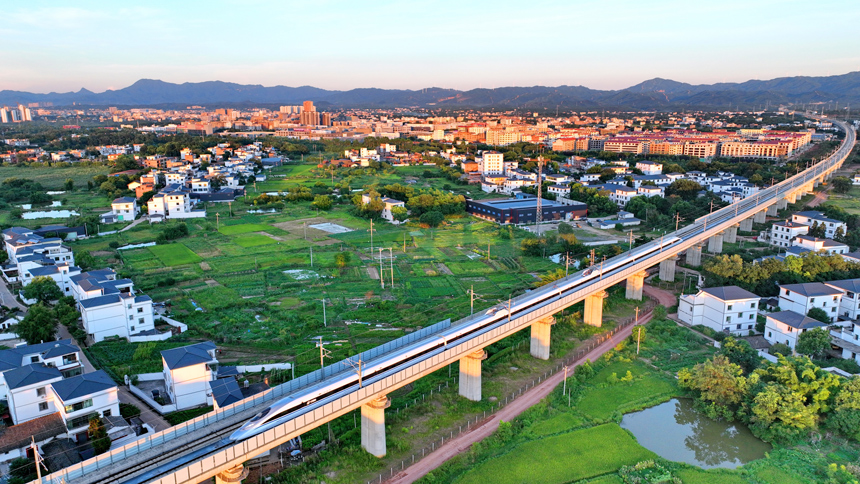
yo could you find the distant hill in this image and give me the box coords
[3,72,860,110]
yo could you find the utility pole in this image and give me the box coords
[31,437,42,484]
[675,212,680,231]
[470,285,475,315]
[628,230,634,253]
[389,247,394,286]
[599,255,605,281]
[369,220,375,255]
[379,248,385,289]
[321,299,327,327]
[403,232,407,252]
[303,222,307,240]
[310,246,313,268]
[562,365,568,395]
[317,336,330,369]
[487,242,491,261]
[216,212,219,229]
[636,309,642,355]
[590,249,595,267]
[565,252,570,277]
[536,155,543,235]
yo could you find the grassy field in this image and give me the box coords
[148,243,203,266]
[456,424,656,484]
[218,223,276,235]
[0,163,110,187]
[233,234,277,247]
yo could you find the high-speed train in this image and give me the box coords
[230,236,682,441]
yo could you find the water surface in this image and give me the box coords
[22,209,79,219]
[620,398,770,469]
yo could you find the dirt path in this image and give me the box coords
[386,284,678,484]
[807,185,831,207]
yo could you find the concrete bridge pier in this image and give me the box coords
[530,316,555,360]
[723,225,738,244]
[459,349,487,401]
[776,198,788,210]
[216,464,250,484]
[766,204,778,217]
[625,270,648,301]
[361,395,391,457]
[786,192,797,204]
[659,256,678,282]
[739,217,754,233]
[814,180,821,188]
[686,243,703,267]
[584,290,607,327]
[708,233,723,253]
[753,209,767,224]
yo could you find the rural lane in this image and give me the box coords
[385,285,677,484]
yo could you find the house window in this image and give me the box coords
[727,305,733,310]
[103,409,112,417]
[30,356,39,363]
[37,387,46,397]
[138,318,144,324]
[736,324,741,330]
[129,315,133,321]
[751,303,756,309]
[39,402,48,412]
[726,316,731,323]
[768,331,772,337]
[130,326,135,332]
[749,314,754,320]
[748,324,753,329]
[64,399,93,414]
[811,298,816,303]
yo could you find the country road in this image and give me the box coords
[385,284,678,484]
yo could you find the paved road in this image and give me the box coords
[120,215,148,232]
[386,285,677,484]
[0,280,24,311]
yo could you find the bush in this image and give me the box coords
[769,343,792,357]
[120,403,141,419]
[108,241,120,249]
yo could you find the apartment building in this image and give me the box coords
[161,342,218,410]
[479,151,505,175]
[769,221,810,248]
[778,282,843,322]
[678,286,759,335]
[764,311,828,350]
[791,211,848,239]
[147,184,206,222]
[635,161,662,175]
[78,293,155,343]
[824,279,860,320]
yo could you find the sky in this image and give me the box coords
[2,0,859,94]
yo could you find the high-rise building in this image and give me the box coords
[0,107,8,124]
[303,100,314,113]
[11,109,21,122]
[299,100,320,126]
[321,113,332,127]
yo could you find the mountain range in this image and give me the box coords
[3,72,860,111]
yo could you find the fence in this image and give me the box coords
[366,295,659,484]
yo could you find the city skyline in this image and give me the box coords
[3,0,859,94]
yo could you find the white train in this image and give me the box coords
[230,236,682,441]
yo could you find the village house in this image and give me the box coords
[764,311,827,351]
[778,282,843,322]
[678,286,759,335]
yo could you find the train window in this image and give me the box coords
[250,407,271,422]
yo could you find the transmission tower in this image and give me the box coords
[536,155,543,235]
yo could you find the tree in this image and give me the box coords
[312,194,332,211]
[770,343,792,357]
[678,355,747,420]
[21,276,63,304]
[391,206,409,222]
[719,337,761,375]
[419,211,444,228]
[109,155,140,173]
[14,303,58,344]
[7,457,37,484]
[828,376,860,439]
[334,251,352,269]
[76,251,97,270]
[832,176,852,194]
[806,307,831,324]
[809,221,826,238]
[796,327,832,359]
[88,416,111,454]
[64,178,74,191]
[665,179,703,201]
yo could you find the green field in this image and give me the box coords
[218,223,275,235]
[234,234,277,247]
[148,243,203,266]
[457,424,656,484]
[576,361,677,420]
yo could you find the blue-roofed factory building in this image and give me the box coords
[465,197,587,225]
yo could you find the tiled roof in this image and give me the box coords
[4,364,62,390]
[768,311,827,330]
[50,370,116,402]
[161,342,216,370]
[701,285,759,301]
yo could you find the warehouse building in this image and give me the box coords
[465,197,587,225]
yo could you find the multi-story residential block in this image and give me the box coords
[791,211,847,239]
[635,161,662,175]
[78,292,155,343]
[102,197,139,224]
[548,184,571,197]
[161,342,218,410]
[147,184,206,222]
[764,311,827,350]
[479,151,505,175]
[678,286,759,334]
[50,370,119,435]
[769,221,810,248]
[824,279,860,320]
[793,235,849,255]
[69,268,133,301]
[778,282,843,322]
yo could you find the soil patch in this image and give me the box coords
[436,263,453,275]
[199,262,211,271]
[367,266,380,280]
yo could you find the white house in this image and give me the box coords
[792,235,849,255]
[147,184,206,222]
[769,221,809,248]
[635,161,662,175]
[161,342,217,410]
[19,263,81,296]
[778,282,843,322]
[791,211,847,239]
[637,185,664,198]
[548,184,571,197]
[479,151,504,175]
[69,268,129,301]
[0,340,84,406]
[78,293,155,343]
[831,321,860,364]
[3,364,63,425]
[189,178,210,194]
[824,279,860,320]
[602,184,637,207]
[110,197,139,222]
[764,310,827,350]
[50,370,119,436]
[678,285,759,335]
[381,197,406,224]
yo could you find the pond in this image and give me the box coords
[620,398,770,469]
